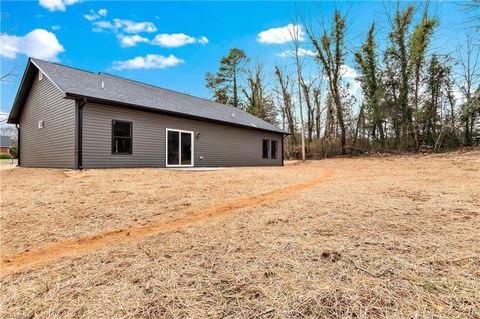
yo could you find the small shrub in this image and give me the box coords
[0,153,11,159]
[9,145,18,159]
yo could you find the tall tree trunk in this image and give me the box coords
[378,120,385,146]
[413,69,421,150]
[465,118,470,145]
[432,86,438,136]
[391,84,401,148]
[324,94,335,139]
[233,67,238,107]
[354,103,365,146]
[450,97,457,146]
[274,66,296,143]
[332,82,346,154]
[314,88,322,139]
[295,51,306,161]
[301,80,315,142]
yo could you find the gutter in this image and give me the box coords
[76,98,86,169]
[15,124,20,167]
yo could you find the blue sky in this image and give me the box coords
[0,1,475,116]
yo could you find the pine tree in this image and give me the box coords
[205,48,248,107]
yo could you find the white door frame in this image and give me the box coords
[165,128,195,167]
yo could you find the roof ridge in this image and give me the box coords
[32,59,249,115]
[31,58,97,75]
[99,72,240,111]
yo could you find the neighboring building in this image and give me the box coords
[7,58,286,168]
[0,136,12,154]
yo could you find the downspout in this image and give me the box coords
[15,124,20,167]
[77,98,86,169]
[281,134,285,166]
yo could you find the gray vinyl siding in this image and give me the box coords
[19,70,76,168]
[82,103,282,168]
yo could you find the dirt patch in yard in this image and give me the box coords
[1,149,479,318]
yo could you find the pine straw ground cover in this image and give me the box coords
[1,149,479,318]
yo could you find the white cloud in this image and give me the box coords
[258,24,304,44]
[276,48,316,58]
[198,36,209,45]
[84,14,98,21]
[112,54,184,70]
[87,16,207,49]
[92,18,157,34]
[116,19,157,33]
[39,0,81,12]
[117,34,149,48]
[84,8,108,22]
[92,20,114,32]
[52,25,61,30]
[91,18,157,46]
[152,33,208,48]
[98,9,107,17]
[0,29,64,61]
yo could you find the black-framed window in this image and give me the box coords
[271,140,278,159]
[262,139,270,159]
[112,120,132,154]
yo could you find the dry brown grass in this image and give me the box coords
[1,149,479,318]
[0,164,317,255]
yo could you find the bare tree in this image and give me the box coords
[300,76,318,142]
[460,0,480,29]
[313,85,324,139]
[287,22,307,161]
[324,92,335,139]
[242,63,278,125]
[274,66,296,143]
[1,66,15,82]
[307,10,348,154]
[454,35,480,145]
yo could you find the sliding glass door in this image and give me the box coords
[166,129,194,167]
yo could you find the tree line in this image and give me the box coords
[204,2,480,158]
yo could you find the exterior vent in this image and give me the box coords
[101,81,105,89]
[251,123,257,127]
[39,71,43,81]
[38,120,45,129]
[232,112,235,118]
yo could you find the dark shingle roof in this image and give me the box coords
[12,58,285,134]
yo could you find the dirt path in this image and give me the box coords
[1,168,334,277]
